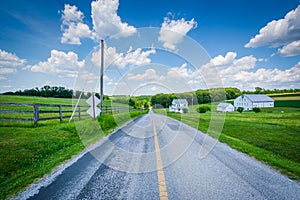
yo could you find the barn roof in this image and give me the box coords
[242,94,274,102]
[217,103,234,108]
[172,99,188,104]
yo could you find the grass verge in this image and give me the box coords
[154,106,300,181]
[0,110,147,199]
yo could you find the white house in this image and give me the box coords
[217,103,234,112]
[169,99,189,113]
[234,94,274,111]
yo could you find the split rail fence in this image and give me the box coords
[0,103,130,125]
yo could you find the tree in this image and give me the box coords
[196,106,211,113]
[129,98,136,107]
[237,107,244,113]
[253,107,261,113]
[144,102,149,110]
[255,87,264,94]
[41,85,51,97]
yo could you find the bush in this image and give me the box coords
[97,114,117,132]
[182,108,189,113]
[237,107,244,113]
[253,107,261,113]
[196,106,211,113]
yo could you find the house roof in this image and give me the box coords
[217,103,234,108]
[242,94,274,102]
[172,99,188,104]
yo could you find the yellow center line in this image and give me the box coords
[152,114,169,200]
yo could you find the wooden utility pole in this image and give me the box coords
[100,40,104,115]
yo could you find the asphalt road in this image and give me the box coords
[17,111,300,200]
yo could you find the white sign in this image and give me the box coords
[86,95,101,107]
[87,107,101,118]
[86,94,101,118]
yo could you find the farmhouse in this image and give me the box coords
[234,94,274,110]
[169,99,188,113]
[217,103,234,112]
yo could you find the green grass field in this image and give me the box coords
[0,95,146,199]
[154,103,300,181]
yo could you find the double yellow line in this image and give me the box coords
[152,113,169,200]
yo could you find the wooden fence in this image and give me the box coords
[0,103,132,125]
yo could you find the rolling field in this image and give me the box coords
[154,102,300,181]
[0,95,146,199]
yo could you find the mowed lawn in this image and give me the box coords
[155,102,300,181]
[0,95,145,199]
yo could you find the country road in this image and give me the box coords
[17,111,300,200]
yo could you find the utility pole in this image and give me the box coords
[100,40,104,115]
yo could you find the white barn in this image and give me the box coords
[234,94,274,111]
[217,103,234,112]
[169,99,188,113]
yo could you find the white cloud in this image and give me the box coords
[91,0,136,39]
[127,68,165,81]
[0,68,16,74]
[192,52,257,88]
[245,5,300,48]
[0,75,6,80]
[61,4,95,45]
[278,40,300,57]
[167,63,193,79]
[91,46,156,69]
[150,86,157,92]
[196,52,300,89]
[0,49,26,68]
[234,62,300,88]
[28,50,84,77]
[159,15,197,50]
[202,52,257,76]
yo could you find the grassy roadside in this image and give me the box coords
[154,106,300,181]
[0,95,147,199]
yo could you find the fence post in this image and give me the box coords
[59,105,62,123]
[78,105,81,119]
[33,104,39,125]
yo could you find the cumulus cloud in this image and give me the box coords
[196,52,300,89]
[0,49,26,68]
[91,0,136,39]
[234,62,300,88]
[167,63,193,79]
[159,15,197,50]
[61,4,95,44]
[192,52,257,88]
[127,68,165,81]
[278,40,300,56]
[91,46,156,69]
[0,49,25,81]
[201,52,257,76]
[27,50,84,77]
[245,5,300,48]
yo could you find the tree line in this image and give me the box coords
[151,87,300,108]
[2,85,110,99]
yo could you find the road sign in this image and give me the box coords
[86,95,101,107]
[86,94,101,119]
[87,107,101,118]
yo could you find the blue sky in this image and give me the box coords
[0,0,299,95]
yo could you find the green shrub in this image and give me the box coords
[237,107,244,113]
[182,108,189,113]
[97,114,117,131]
[196,106,211,113]
[253,107,261,113]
